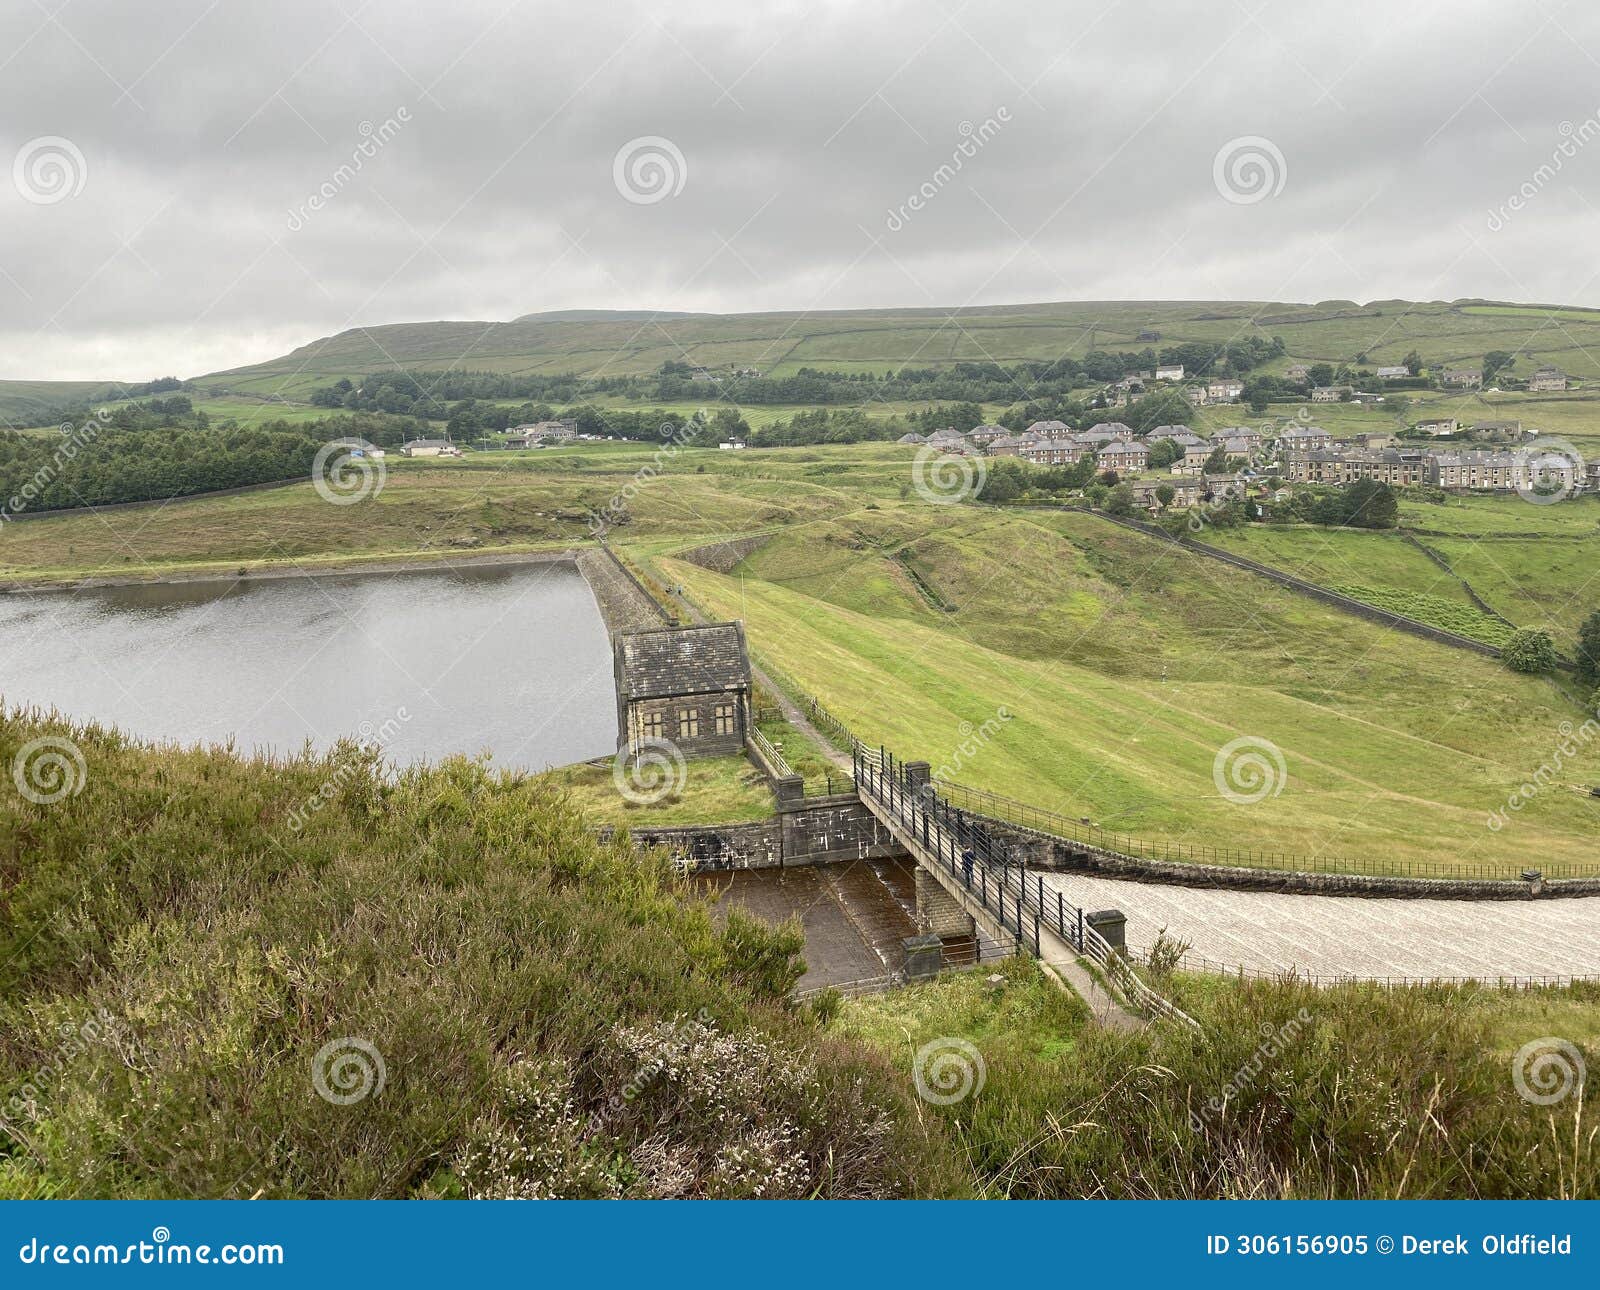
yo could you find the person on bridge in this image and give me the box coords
[961,847,976,886]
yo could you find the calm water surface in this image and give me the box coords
[0,563,616,770]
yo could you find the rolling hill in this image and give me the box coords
[188,297,1600,400]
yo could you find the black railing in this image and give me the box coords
[855,742,1200,1028]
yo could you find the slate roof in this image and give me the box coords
[615,622,750,700]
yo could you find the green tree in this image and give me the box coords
[1307,363,1334,388]
[1155,482,1175,510]
[1403,350,1422,376]
[1576,610,1600,684]
[1147,438,1183,469]
[1203,445,1228,473]
[1503,628,1559,674]
[1103,482,1137,516]
[1482,350,1514,383]
[977,457,1027,503]
[1342,478,1398,529]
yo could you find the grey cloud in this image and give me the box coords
[2,0,1599,378]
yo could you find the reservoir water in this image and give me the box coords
[0,562,616,771]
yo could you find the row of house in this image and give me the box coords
[506,419,578,448]
[1279,445,1599,493]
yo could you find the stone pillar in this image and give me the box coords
[916,865,975,937]
[1085,908,1127,954]
[902,933,944,980]
[774,774,804,807]
[903,760,932,791]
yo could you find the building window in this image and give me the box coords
[678,709,700,739]
[641,711,663,740]
[714,704,736,736]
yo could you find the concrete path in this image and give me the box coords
[1039,870,1600,981]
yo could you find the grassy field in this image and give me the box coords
[1196,496,1600,642]
[653,516,1599,875]
[542,754,775,825]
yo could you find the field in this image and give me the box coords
[5,442,1598,878]
[1196,496,1600,642]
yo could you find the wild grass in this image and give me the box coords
[839,964,1599,1199]
[0,707,943,1199]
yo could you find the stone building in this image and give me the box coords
[613,622,752,757]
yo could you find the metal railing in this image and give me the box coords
[854,743,1200,1029]
[747,724,795,780]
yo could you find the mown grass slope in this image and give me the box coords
[654,504,1600,874]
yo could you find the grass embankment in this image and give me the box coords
[3,708,1594,1200]
[840,964,1598,1199]
[541,755,776,826]
[648,504,1600,875]
[0,708,942,1199]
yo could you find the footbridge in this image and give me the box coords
[852,744,1197,1031]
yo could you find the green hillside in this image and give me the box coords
[193,297,1600,397]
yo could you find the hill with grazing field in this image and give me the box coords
[191,297,1600,396]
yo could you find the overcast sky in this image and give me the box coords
[4,0,1600,379]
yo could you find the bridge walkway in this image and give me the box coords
[853,745,1198,1033]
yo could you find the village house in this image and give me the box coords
[1279,449,1344,484]
[1024,419,1073,441]
[1342,449,1430,487]
[984,434,1024,457]
[1019,441,1090,467]
[1310,385,1353,402]
[1078,421,1134,445]
[400,438,460,458]
[1439,367,1483,389]
[966,424,1009,446]
[613,622,751,758]
[1285,363,1310,381]
[1278,425,1334,450]
[1128,477,1202,510]
[1413,417,1459,437]
[1528,366,1569,392]
[507,419,577,447]
[1154,363,1184,381]
[1186,377,1244,404]
[897,432,926,445]
[1429,451,1521,492]
[1466,420,1525,441]
[1097,440,1149,474]
[1213,426,1263,450]
[1144,424,1200,444]
[1375,365,1410,380]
